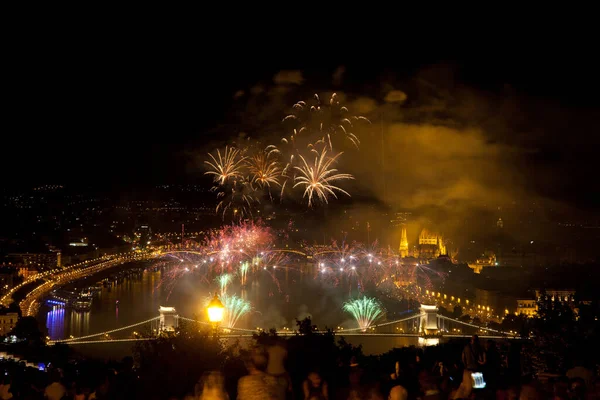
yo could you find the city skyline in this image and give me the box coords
[1,29,599,392]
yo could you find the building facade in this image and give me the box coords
[517,299,538,317]
[7,252,61,269]
[467,251,498,274]
[398,228,448,261]
[535,289,575,303]
[415,229,447,259]
[0,313,19,336]
[18,266,38,279]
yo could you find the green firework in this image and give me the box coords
[239,262,249,285]
[343,297,384,331]
[216,273,233,295]
[222,295,252,328]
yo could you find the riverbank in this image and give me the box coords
[20,253,150,316]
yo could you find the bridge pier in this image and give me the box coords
[418,304,441,346]
[158,306,178,332]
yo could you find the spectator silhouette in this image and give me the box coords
[237,348,278,400]
[44,372,66,400]
[302,370,328,400]
[462,335,482,371]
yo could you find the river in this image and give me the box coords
[37,261,420,358]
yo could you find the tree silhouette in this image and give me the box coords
[500,314,530,336]
[10,316,46,344]
[133,324,225,399]
[295,317,317,335]
[452,305,463,319]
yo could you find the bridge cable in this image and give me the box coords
[176,316,258,333]
[438,315,510,335]
[51,316,161,343]
[340,313,421,332]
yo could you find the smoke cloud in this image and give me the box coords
[197,64,599,257]
[384,90,407,103]
[273,70,304,85]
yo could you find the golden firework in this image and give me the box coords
[205,146,246,185]
[293,148,353,207]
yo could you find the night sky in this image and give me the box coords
[5,32,600,213]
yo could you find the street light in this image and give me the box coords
[207,294,225,336]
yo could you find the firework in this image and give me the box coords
[211,174,261,220]
[203,93,367,214]
[282,93,370,151]
[216,273,233,296]
[153,220,445,329]
[277,93,368,202]
[203,145,260,220]
[222,295,252,329]
[343,297,384,331]
[293,148,354,206]
[205,146,246,185]
[239,262,249,286]
[246,151,282,189]
[202,222,271,258]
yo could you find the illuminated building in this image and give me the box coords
[438,240,447,257]
[532,289,586,317]
[535,289,575,303]
[517,299,538,317]
[419,229,438,245]
[18,266,39,279]
[415,229,447,259]
[6,252,61,269]
[467,251,498,273]
[399,227,409,258]
[0,313,18,336]
[134,224,152,249]
[399,228,448,261]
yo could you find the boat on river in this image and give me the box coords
[45,289,93,312]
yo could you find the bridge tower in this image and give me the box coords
[418,304,440,346]
[158,306,179,332]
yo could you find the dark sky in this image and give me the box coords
[4,30,600,212]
